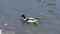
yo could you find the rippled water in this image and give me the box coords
[0,0,60,34]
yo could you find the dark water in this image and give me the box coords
[0,0,60,34]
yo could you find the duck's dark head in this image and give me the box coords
[21,14,26,19]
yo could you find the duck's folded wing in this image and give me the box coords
[27,20,34,22]
[27,20,37,22]
[28,18,35,19]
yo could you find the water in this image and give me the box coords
[0,0,60,34]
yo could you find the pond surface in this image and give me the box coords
[0,0,60,34]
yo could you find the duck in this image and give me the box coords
[20,14,38,24]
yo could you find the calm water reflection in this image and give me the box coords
[0,0,60,34]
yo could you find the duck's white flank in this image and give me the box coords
[21,14,38,24]
[24,18,38,23]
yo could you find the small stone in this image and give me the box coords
[4,24,8,26]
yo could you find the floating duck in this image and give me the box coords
[20,14,39,25]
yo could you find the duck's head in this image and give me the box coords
[21,14,26,19]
